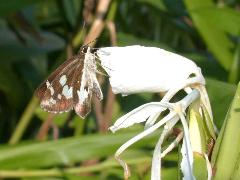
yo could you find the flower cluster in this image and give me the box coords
[97,46,215,180]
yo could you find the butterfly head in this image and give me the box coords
[79,38,99,55]
[79,45,98,56]
[79,45,89,54]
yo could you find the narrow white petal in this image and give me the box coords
[180,138,195,180]
[115,112,177,157]
[151,126,168,180]
[144,112,161,129]
[114,112,177,180]
[109,102,171,133]
[151,116,180,180]
[180,111,195,179]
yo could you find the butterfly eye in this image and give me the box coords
[81,46,88,53]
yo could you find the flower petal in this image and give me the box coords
[181,137,195,180]
[109,103,166,132]
[97,46,201,95]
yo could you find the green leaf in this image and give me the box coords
[191,7,240,36]
[0,153,153,178]
[211,82,240,180]
[193,154,208,180]
[62,0,78,28]
[186,52,227,81]
[206,78,236,129]
[0,64,25,108]
[201,103,216,140]
[0,131,158,169]
[184,0,234,70]
[228,40,240,83]
[0,0,44,17]
[0,27,65,63]
[136,0,166,11]
[23,177,65,180]
[117,32,170,50]
[35,107,70,127]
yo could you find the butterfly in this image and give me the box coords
[35,45,103,118]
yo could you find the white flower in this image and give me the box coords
[97,46,214,180]
[98,46,203,93]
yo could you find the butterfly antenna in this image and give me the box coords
[85,38,99,47]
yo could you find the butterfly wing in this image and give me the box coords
[74,70,103,118]
[36,56,81,113]
[73,46,104,118]
[35,46,102,118]
[74,91,92,118]
[91,73,103,100]
[36,57,76,98]
[72,62,92,118]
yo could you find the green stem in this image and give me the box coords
[106,0,118,21]
[0,157,151,178]
[9,96,39,145]
[72,28,85,48]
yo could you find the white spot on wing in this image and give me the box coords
[62,85,73,99]
[58,94,62,99]
[41,100,50,106]
[50,87,54,96]
[46,80,50,88]
[50,97,56,104]
[77,89,89,104]
[59,75,67,86]
[46,80,54,95]
[41,97,56,107]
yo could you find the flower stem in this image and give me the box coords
[9,96,39,145]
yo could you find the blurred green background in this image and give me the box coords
[0,0,239,179]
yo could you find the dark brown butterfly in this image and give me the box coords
[35,45,103,118]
